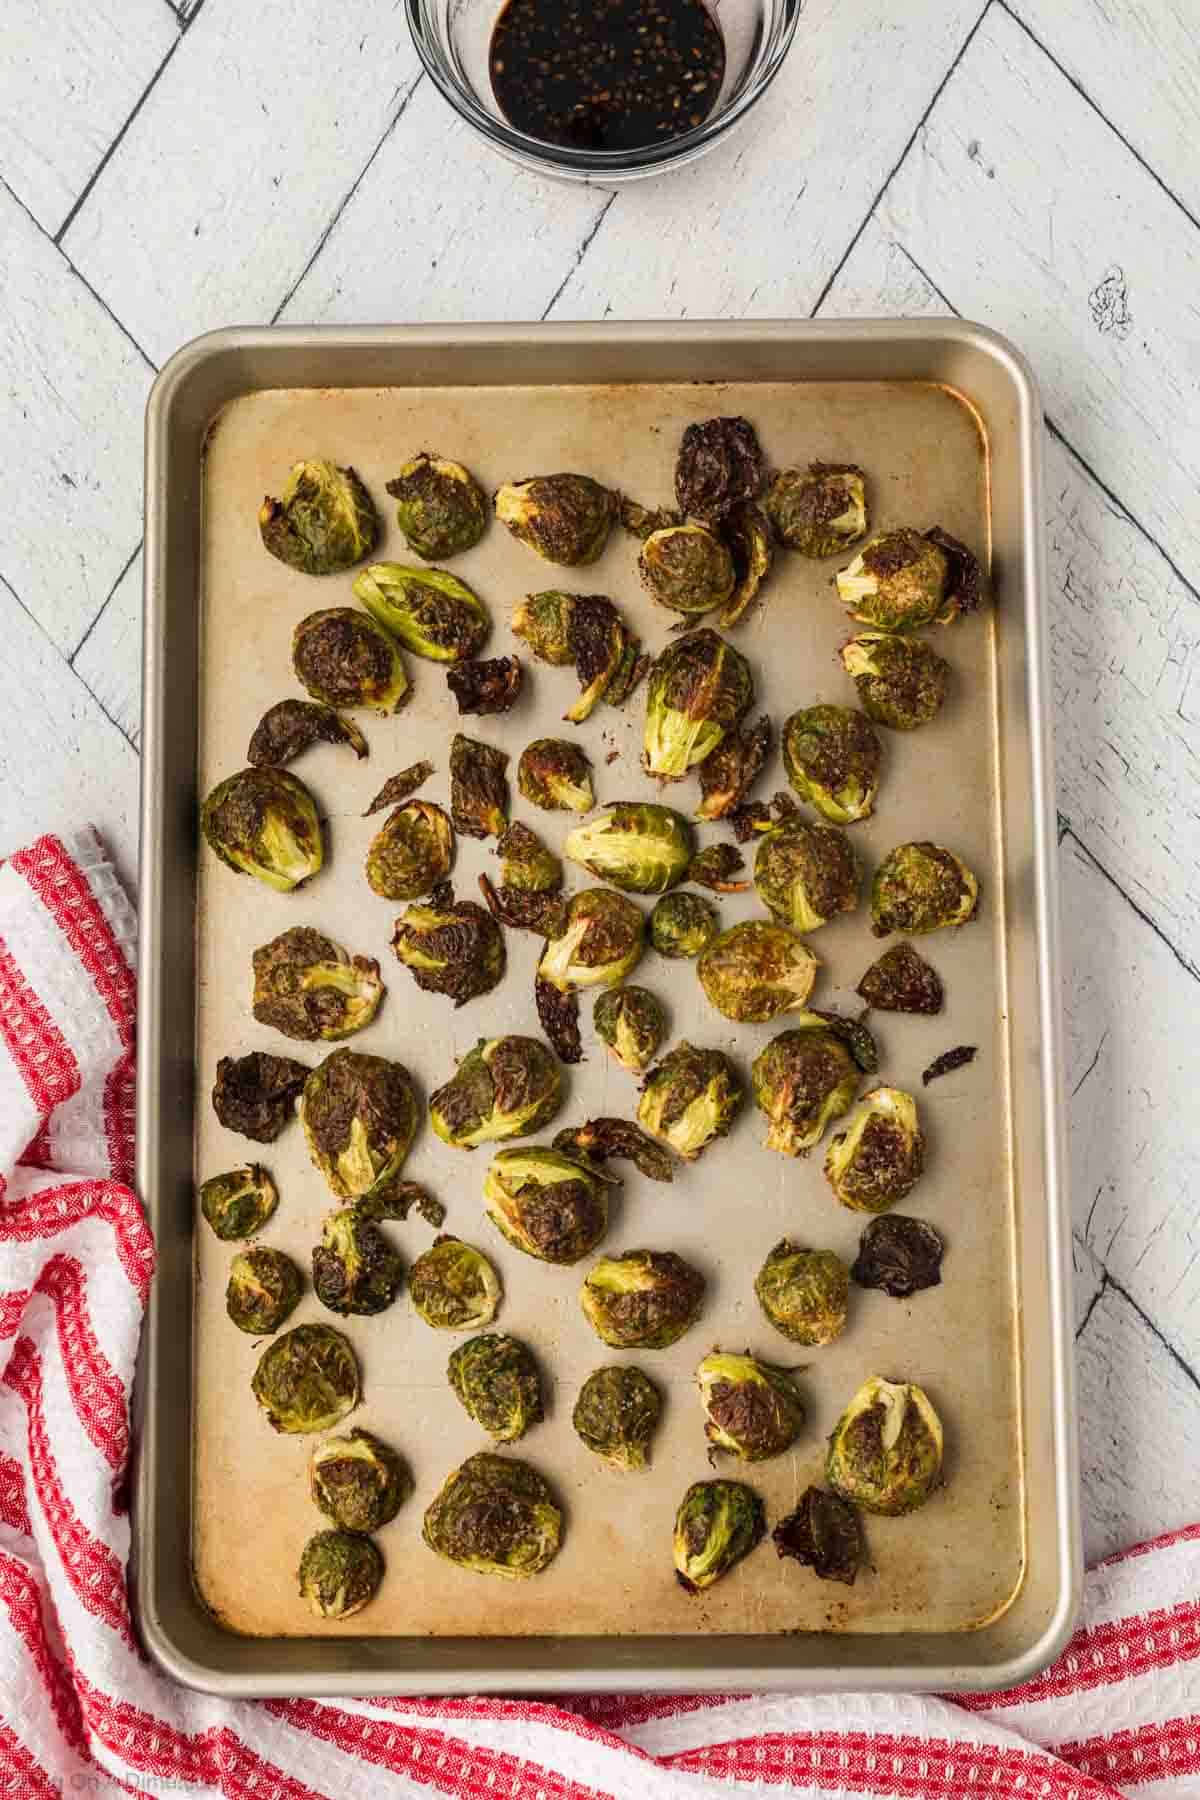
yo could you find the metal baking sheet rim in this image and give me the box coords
[134,319,1080,1696]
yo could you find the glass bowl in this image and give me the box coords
[405,0,801,184]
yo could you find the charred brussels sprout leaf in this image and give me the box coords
[298,1529,383,1619]
[430,1036,563,1150]
[448,1333,544,1442]
[292,608,409,714]
[512,590,638,722]
[675,416,766,523]
[755,1240,849,1346]
[213,1052,308,1143]
[226,1246,302,1335]
[856,942,944,1015]
[697,920,818,1025]
[422,1452,563,1579]
[841,632,949,731]
[312,1207,404,1316]
[392,886,506,1006]
[497,822,563,894]
[696,714,772,822]
[697,1351,806,1462]
[826,1376,944,1515]
[410,1236,501,1330]
[637,1042,743,1160]
[719,502,774,628]
[851,1215,945,1297]
[450,733,509,840]
[353,563,490,663]
[774,1487,864,1586]
[551,1117,674,1184]
[751,1027,860,1157]
[755,817,861,931]
[924,525,983,620]
[247,699,367,768]
[310,1429,410,1532]
[200,1165,278,1240]
[580,1249,706,1350]
[495,474,616,566]
[386,452,487,561]
[650,890,718,959]
[363,761,434,816]
[639,523,736,618]
[537,888,645,993]
[643,629,753,780]
[252,1323,360,1434]
[836,527,980,632]
[791,1008,878,1075]
[446,654,524,716]
[782,704,882,825]
[765,463,867,558]
[484,1147,614,1265]
[252,926,383,1042]
[688,843,748,892]
[259,460,379,575]
[573,1365,661,1470]
[300,1049,418,1200]
[923,1044,978,1085]
[518,738,595,813]
[564,802,692,895]
[825,1087,925,1214]
[618,494,683,540]
[534,973,583,1066]
[871,842,979,937]
[673,1479,765,1593]
[593,985,666,1074]
[201,766,323,892]
[365,800,454,901]
[357,1176,446,1229]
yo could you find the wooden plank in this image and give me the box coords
[61,0,422,365]
[72,550,142,748]
[0,0,177,236]
[0,187,151,658]
[879,4,1200,583]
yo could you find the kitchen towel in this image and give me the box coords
[0,828,1196,1799]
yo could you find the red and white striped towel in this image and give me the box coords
[0,829,1196,1799]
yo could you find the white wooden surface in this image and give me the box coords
[1,0,1198,1572]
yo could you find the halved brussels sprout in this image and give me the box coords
[564,803,692,895]
[781,705,882,825]
[751,1026,860,1157]
[292,607,409,713]
[495,474,616,566]
[719,502,774,628]
[423,1452,563,1579]
[649,890,718,959]
[639,523,736,617]
[697,919,818,1024]
[754,1240,849,1346]
[353,563,489,663]
[252,927,383,1041]
[537,889,645,993]
[824,1086,925,1213]
[226,1246,302,1335]
[450,733,509,840]
[856,942,944,1014]
[298,1529,383,1619]
[637,1042,743,1161]
[200,1165,279,1240]
[673,1479,765,1593]
[870,842,979,937]
[448,1333,543,1442]
[310,1429,409,1532]
[643,630,753,780]
[259,460,379,575]
[409,1235,502,1331]
[836,529,949,631]
[573,1366,661,1470]
[386,452,488,561]
[841,631,949,731]
[773,1486,864,1586]
[826,1375,944,1515]
[512,590,639,722]
[392,887,506,1007]
[252,1323,360,1434]
[518,738,595,813]
[247,698,368,768]
[430,1036,563,1150]
[754,818,861,932]
[483,1146,614,1265]
[675,417,765,522]
[365,800,454,901]
[201,766,324,892]
[764,463,867,557]
[593,985,667,1074]
[580,1249,706,1350]
[212,1052,308,1143]
[696,1351,806,1462]
[312,1207,404,1316]
[300,1049,418,1200]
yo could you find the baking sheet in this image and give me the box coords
[191,376,1019,1642]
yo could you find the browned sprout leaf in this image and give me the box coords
[212,1052,308,1142]
[601,640,650,709]
[450,733,509,839]
[697,715,771,823]
[856,943,944,1015]
[851,1215,945,1297]
[247,699,368,768]
[798,1009,878,1075]
[719,502,773,628]
[688,843,749,892]
[478,875,569,938]
[552,1119,674,1183]
[773,1486,864,1586]
[363,761,435,817]
[618,494,684,540]
[676,417,766,523]
[923,1045,977,1086]
[726,788,798,842]
[924,526,983,618]
[358,1178,447,1229]
[535,972,582,1065]
[446,656,524,716]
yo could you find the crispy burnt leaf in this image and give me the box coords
[363,761,435,817]
[247,699,367,768]
[801,1009,878,1075]
[535,972,582,1065]
[851,1215,945,1297]
[552,1118,674,1183]
[446,656,523,716]
[450,733,509,839]
[213,1052,308,1143]
[697,715,771,822]
[688,843,749,892]
[923,1045,977,1085]
[618,494,684,540]
[676,417,765,522]
[478,875,569,937]
[358,1178,447,1229]
[773,1487,864,1586]
[856,943,944,1015]
[924,526,982,616]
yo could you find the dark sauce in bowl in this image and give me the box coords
[489,0,726,153]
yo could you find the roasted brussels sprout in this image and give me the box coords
[841,632,949,731]
[856,942,944,1014]
[430,1036,563,1150]
[825,1086,925,1213]
[593,985,666,1074]
[773,1487,864,1586]
[688,843,748,892]
[446,654,524,716]
[781,705,882,825]
[201,766,323,892]
[851,1215,945,1297]
[637,1042,743,1160]
[551,1117,674,1184]
[310,1430,409,1532]
[871,842,979,937]
[212,1052,308,1143]
[764,463,867,557]
[409,1235,501,1330]
[386,452,487,561]
[422,1452,562,1579]
[697,1351,806,1462]
[580,1250,706,1349]
[200,1165,278,1240]
[496,474,616,565]
[697,920,818,1024]
[923,1044,977,1085]
[640,523,736,618]
[259,460,379,575]
[649,890,717,959]
[292,608,409,714]
[719,502,774,628]
[518,738,595,813]
[754,818,861,932]
[675,417,765,523]
[392,886,506,1006]
[252,927,383,1042]
[826,1376,944,1515]
[363,761,435,816]
[365,800,454,902]
[513,590,639,723]
[564,803,692,896]
[573,1366,661,1470]
[247,698,367,768]
[298,1529,383,1619]
[226,1246,302,1335]
[300,1049,418,1200]
[312,1207,404,1315]
[252,1323,359,1434]
[353,563,490,663]
[837,527,981,631]
[673,1479,765,1593]
[751,1026,860,1157]
[755,1240,849,1346]
[643,630,753,780]
[449,733,508,840]
[537,888,645,993]
[497,821,562,893]
[448,1334,543,1442]
[696,714,772,823]
[484,1147,614,1265]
